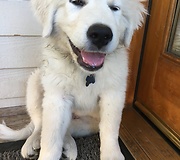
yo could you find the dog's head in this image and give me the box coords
[32,0,146,72]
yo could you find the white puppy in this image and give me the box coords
[0,0,146,159]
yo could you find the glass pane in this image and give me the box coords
[168,2,180,57]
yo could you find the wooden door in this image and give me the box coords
[135,0,180,149]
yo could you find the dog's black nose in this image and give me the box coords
[87,24,113,49]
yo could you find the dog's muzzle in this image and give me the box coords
[69,23,113,71]
[69,39,105,71]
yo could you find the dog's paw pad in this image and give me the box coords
[62,150,68,158]
[21,142,39,159]
[27,153,39,160]
[61,152,68,159]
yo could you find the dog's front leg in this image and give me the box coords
[38,90,73,160]
[99,91,125,160]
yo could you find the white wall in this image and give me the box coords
[0,0,43,108]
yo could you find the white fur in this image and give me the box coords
[0,0,146,159]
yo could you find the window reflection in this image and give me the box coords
[168,2,180,57]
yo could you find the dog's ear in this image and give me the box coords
[42,4,57,37]
[33,2,57,38]
[124,24,134,47]
[31,0,57,37]
[123,0,147,47]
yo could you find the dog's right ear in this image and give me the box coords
[122,0,147,47]
[31,0,57,37]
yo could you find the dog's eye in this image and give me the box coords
[70,0,85,7]
[109,5,120,11]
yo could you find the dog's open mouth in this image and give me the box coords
[69,39,105,71]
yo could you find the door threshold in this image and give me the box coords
[120,107,180,160]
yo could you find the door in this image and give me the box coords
[135,0,180,149]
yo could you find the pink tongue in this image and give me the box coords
[81,51,105,67]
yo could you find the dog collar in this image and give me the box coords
[86,74,95,87]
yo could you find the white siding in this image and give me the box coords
[0,0,42,36]
[0,0,43,108]
[0,37,42,69]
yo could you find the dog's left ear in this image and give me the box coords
[42,4,57,37]
[31,0,57,37]
[123,0,147,47]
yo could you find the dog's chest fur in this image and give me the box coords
[63,71,104,110]
[41,52,102,110]
[41,45,128,110]
[72,77,101,110]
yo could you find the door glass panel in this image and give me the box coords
[168,1,180,57]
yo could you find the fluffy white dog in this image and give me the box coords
[0,0,146,159]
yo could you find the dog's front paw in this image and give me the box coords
[100,143,125,160]
[21,134,40,159]
[38,149,62,160]
[101,151,125,160]
[61,133,77,160]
